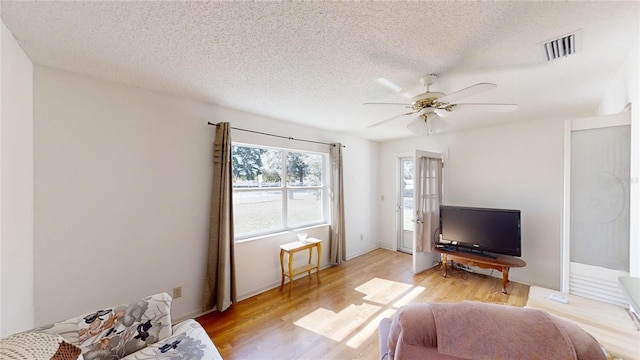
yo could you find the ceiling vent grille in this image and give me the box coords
[541,31,581,61]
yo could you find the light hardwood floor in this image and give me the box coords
[197,248,529,360]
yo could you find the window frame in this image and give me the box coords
[231,142,329,241]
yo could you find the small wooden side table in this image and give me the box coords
[279,238,322,295]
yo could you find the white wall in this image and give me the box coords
[339,137,380,259]
[33,66,379,325]
[379,118,565,289]
[0,21,34,336]
[598,39,639,277]
[1,18,3,337]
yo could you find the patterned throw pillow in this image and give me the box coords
[75,293,172,359]
[33,318,80,345]
[0,332,82,360]
[120,320,222,360]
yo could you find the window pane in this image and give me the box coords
[403,196,413,231]
[233,190,283,236]
[402,159,414,231]
[287,189,322,227]
[231,143,326,239]
[232,145,282,188]
[287,152,322,187]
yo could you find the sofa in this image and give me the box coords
[378,301,608,360]
[0,293,222,360]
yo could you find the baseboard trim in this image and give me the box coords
[346,246,381,260]
[172,308,212,324]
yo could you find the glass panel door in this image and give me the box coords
[397,157,413,254]
[565,112,631,306]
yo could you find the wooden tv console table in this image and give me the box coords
[435,247,526,294]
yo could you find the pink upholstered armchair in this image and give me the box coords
[378,301,607,360]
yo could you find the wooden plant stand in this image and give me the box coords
[279,238,322,295]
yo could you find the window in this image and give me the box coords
[232,144,326,239]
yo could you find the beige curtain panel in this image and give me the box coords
[415,156,442,253]
[330,143,346,265]
[202,122,237,313]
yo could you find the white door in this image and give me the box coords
[397,157,414,254]
[413,150,443,274]
[563,112,631,306]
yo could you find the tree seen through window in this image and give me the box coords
[231,145,325,238]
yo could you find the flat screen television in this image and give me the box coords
[438,205,521,257]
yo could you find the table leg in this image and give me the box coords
[307,247,313,278]
[316,243,321,283]
[442,254,448,278]
[288,251,294,295]
[501,267,509,294]
[279,249,285,291]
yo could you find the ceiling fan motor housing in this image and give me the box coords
[411,92,445,110]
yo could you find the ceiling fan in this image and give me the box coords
[364,74,518,135]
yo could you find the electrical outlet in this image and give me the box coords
[173,286,182,299]
[360,234,363,240]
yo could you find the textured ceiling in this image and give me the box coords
[1,1,638,141]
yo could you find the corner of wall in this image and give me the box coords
[0,19,35,336]
[0,18,4,338]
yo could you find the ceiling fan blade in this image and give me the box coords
[434,108,449,117]
[367,110,419,128]
[448,103,518,112]
[363,102,412,108]
[376,77,404,93]
[437,83,497,104]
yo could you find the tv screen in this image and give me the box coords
[439,205,521,257]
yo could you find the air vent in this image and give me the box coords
[541,30,581,61]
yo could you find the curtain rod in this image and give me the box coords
[207,122,344,147]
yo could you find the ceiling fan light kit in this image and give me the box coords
[406,116,429,135]
[406,108,443,136]
[365,74,518,135]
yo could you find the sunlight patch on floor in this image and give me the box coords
[294,277,425,347]
[392,285,426,308]
[293,303,382,342]
[346,308,396,349]
[355,277,413,305]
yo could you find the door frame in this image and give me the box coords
[395,152,413,253]
[561,111,631,292]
